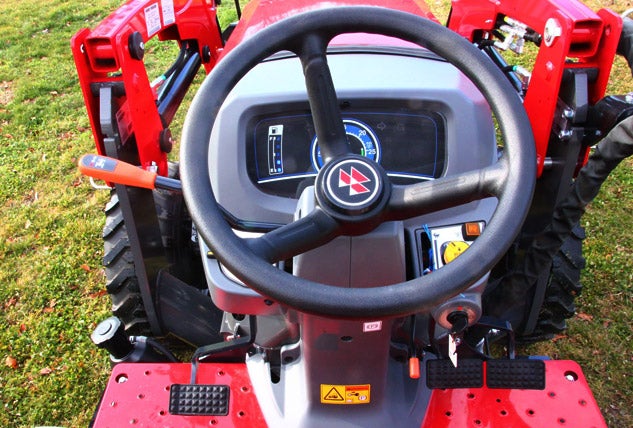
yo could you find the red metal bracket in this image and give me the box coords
[71,0,223,176]
[448,0,622,176]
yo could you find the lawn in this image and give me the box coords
[0,0,631,426]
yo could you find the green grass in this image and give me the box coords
[0,1,120,425]
[0,0,631,426]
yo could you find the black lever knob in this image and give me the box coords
[90,316,134,360]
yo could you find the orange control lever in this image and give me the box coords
[79,154,157,189]
[409,356,420,379]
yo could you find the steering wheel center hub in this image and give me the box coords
[316,156,387,217]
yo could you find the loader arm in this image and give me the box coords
[71,0,224,176]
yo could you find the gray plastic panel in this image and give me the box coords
[208,52,496,226]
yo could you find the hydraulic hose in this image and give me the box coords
[548,116,633,241]
[529,115,633,273]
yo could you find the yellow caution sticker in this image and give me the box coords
[320,384,371,404]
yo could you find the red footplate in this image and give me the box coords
[421,360,606,427]
[92,360,604,427]
[92,363,266,428]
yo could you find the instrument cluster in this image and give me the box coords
[246,106,446,198]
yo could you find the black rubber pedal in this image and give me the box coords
[426,359,484,389]
[169,384,229,416]
[486,359,545,390]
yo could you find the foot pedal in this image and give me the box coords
[169,384,229,416]
[486,359,545,389]
[426,359,483,389]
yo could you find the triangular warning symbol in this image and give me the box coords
[323,387,344,401]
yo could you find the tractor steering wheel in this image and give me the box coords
[180,7,536,318]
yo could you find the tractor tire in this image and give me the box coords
[523,224,586,342]
[102,192,151,336]
[482,224,586,344]
[102,164,203,336]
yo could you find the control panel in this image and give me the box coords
[415,221,485,274]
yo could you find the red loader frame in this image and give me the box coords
[72,0,224,176]
[72,0,621,178]
[448,0,621,175]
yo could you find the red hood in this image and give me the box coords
[221,0,438,57]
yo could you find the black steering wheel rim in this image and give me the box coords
[180,7,536,318]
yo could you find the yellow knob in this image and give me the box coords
[442,241,470,265]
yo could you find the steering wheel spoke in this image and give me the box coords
[246,208,341,263]
[298,33,350,163]
[387,161,507,220]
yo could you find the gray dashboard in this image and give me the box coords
[208,49,498,228]
[201,48,500,315]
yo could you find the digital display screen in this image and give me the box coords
[247,108,446,198]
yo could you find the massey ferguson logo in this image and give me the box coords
[324,159,381,210]
[339,166,371,196]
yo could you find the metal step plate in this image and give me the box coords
[91,363,265,427]
[421,360,606,428]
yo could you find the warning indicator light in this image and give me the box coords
[463,222,481,240]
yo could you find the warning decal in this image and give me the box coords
[145,3,161,37]
[320,384,370,405]
[323,387,344,402]
[161,0,175,26]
